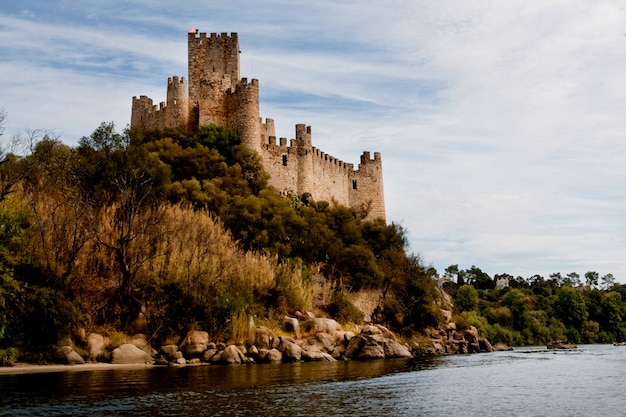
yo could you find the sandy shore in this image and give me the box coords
[0,362,160,375]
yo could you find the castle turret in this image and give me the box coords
[166,76,189,131]
[294,124,314,195]
[350,151,385,219]
[227,78,261,154]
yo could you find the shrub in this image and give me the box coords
[0,347,19,366]
[326,291,364,324]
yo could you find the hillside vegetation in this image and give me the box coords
[0,122,440,362]
[2,120,625,363]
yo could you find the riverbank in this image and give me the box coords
[0,362,159,375]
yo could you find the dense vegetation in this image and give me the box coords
[0,118,440,362]
[1,110,623,364]
[446,265,626,346]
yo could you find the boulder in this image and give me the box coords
[211,345,248,364]
[359,325,382,336]
[282,341,302,362]
[335,330,355,344]
[161,345,179,361]
[86,333,105,362]
[302,333,336,354]
[282,316,301,339]
[301,318,341,337]
[255,326,275,349]
[383,340,413,359]
[247,345,259,358]
[201,349,218,362]
[55,345,85,365]
[302,351,336,362]
[111,343,153,364]
[345,334,386,360]
[478,337,494,353]
[375,324,397,342]
[132,334,156,357]
[493,342,513,351]
[462,326,479,344]
[258,348,283,363]
[440,309,453,323]
[275,336,297,352]
[179,330,210,357]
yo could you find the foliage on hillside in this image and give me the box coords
[0,122,440,361]
[445,265,626,345]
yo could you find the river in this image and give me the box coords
[1,344,624,416]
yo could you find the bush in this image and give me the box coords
[326,291,364,324]
[0,347,19,366]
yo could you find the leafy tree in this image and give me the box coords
[585,271,599,289]
[601,273,615,291]
[552,286,588,335]
[501,289,530,331]
[566,272,580,287]
[549,272,563,287]
[464,265,493,290]
[599,291,622,340]
[455,284,479,312]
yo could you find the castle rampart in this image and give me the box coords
[130,30,385,220]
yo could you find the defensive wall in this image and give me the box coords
[131,30,385,220]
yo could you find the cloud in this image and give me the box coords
[2,0,626,281]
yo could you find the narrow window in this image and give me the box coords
[352,180,357,190]
[282,154,288,166]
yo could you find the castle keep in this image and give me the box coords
[131,31,385,220]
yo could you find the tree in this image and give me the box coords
[549,272,564,287]
[552,286,588,335]
[601,273,615,291]
[444,264,461,285]
[78,123,170,324]
[565,272,580,287]
[600,291,622,340]
[501,289,529,331]
[455,285,479,312]
[585,271,599,289]
[465,265,493,290]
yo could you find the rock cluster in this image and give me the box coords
[156,318,413,366]
[54,309,510,367]
[407,305,511,355]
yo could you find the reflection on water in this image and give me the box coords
[1,345,626,416]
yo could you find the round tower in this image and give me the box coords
[166,76,189,131]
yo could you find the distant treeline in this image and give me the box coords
[443,265,625,345]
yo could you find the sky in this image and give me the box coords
[1,1,625,283]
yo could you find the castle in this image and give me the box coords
[131,30,385,220]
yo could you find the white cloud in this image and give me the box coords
[2,0,626,281]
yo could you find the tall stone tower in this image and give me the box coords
[130,30,386,221]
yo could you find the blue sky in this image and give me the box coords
[2,1,626,282]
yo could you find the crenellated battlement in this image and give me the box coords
[130,29,385,220]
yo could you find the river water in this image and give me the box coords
[1,344,624,416]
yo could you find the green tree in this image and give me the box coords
[565,272,580,287]
[464,265,493,290]
[585,271,599,289]
[501,289,530,331]
[601,273,615,291]
[455,284,479,312]
[552,286,588,338]
[600,291,622,340]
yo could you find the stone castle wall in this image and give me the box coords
[131,30,385,220]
